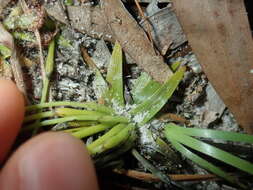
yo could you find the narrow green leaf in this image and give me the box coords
[131,72,161,104]
[95,132,136,166]
[92,124,134,154]
[87,123,126,152]
[165,126,253,175]
[131,67,185,125]
[167,123,253,144]
[41,39,55,103]
[169,138,236,184]
[55,108,106,117]
[67,121,98,127]
[26,101,114,114]
[24,111,55,123]
[72,124,113,139]
[105,41,124,106]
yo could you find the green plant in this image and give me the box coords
[24,41,253,188]
[24,41,185,157]
[165,123,253,188]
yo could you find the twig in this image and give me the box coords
[20,0,46,86]
[80,46,107,104]
[114,169,219,182]
[158,113,189,124]
[134,0,154,47]
[80,47,100,70]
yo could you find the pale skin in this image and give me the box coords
[0,79,99,190]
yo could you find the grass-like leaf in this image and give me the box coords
[131,67,185,125]
[41,39,55,103]
[165,125,253,176]
[131,72,161,104]
[72,124,113,139]
[92,124,134,154]
[169,138,238,184]
[26,101,115,114]
[87,123,126,153]
[167,123,253,144]
[55,108,106,117]
[105,41,124,106]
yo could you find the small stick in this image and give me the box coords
[114,169,218,182]
[80,47,107,104]
[80,47,100,70]
[134,0,154,47]
[158,113,189,124]
[20,0,47,86]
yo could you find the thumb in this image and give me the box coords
[0,132,99,190]
[0,79,24,163]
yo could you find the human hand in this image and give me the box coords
[0,80,99,190]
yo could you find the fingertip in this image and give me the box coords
[0,79,25,162]
[0,132,99,190]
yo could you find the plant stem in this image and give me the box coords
[55,108,106,117]
[87,123,126,152]
[68,121,98,127]
[24,111,55,123]
[26,101,114,114]
[24,115,128,130]
[72,124,113,139]
[91,124,134,155]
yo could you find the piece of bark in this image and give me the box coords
[44,2,113,42]
[101,0,173,83]
[202,83,226,127]
[173,0,253,133]
[45,1,172,82]
[0,0,11,14]
[67,5,113,41]
[141,2,187,55]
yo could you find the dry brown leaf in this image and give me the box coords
[101,0,173,83]
[173,0,253,133]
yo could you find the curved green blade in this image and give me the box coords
[26,101,114,114]
[131,67,185,125]
[169,138,237,184]
[165,126,253,175]
[131,72,161,104]
[105,41,124,106]
[167,123,253,144]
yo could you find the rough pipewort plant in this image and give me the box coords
[24,41,253,189]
